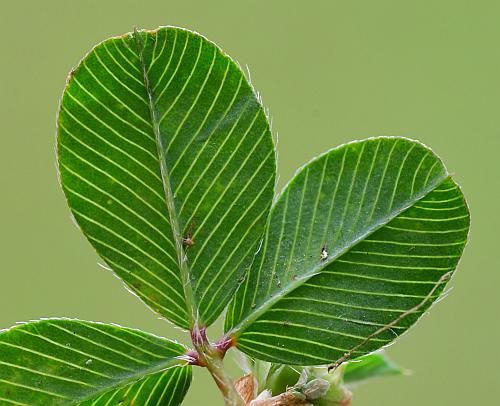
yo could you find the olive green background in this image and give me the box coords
[1,1,498,405]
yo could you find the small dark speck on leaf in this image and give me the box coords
[183,237,195,247]
[183,222,195,247]
[321,246,328,261]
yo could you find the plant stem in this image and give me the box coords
[191,325,245,406]
[205,350,246,406]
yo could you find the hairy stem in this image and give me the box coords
[191,325,245,406]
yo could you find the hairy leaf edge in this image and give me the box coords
[0,317,193,404]
[225,136,470,340]
[55,26,278,330]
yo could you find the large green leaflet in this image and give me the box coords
[0,319,191,405]
[226,137,469,365]
[57,27,276,329]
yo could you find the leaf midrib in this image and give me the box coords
[227,173,451,339]
[134,31,196,328]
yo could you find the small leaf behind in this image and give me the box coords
[343,352,405,384]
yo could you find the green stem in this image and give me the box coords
[191,325,245,406]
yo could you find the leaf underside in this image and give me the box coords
[226,137,469,365]
[57,27,276,329]
[0,319,191,405]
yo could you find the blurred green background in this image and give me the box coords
[1,1,498,404]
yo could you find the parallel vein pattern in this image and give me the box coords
[78,367,191,406]
[225,137,469,365]
[0,319,191,405]
[58,27,276,328]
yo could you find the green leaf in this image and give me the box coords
[57,27,276,329]
[77,368,190,406]
[0,319,191,405]
[225,137,469,365]
[343,352,405,384]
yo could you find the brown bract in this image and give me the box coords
[249,392,312,406]
[234,374,257,403]
[235,374,353,406]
